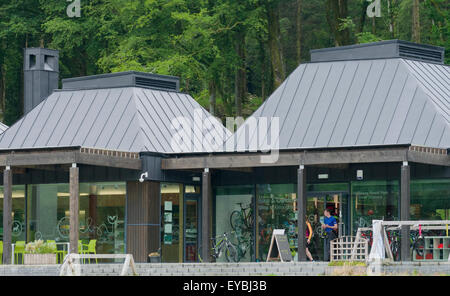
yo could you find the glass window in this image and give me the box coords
[215,185,254,262]
[411,179,450,220]
[26,182,125,255]
[79,183,126,254]
[257,184,296,262]
[350,180,399,234]
[161,183,182,262]
[0,185,26,243]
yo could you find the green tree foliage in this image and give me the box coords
[0,0,448,125]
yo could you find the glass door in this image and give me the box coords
[184,193,200,262]
[306,195,326,261]
[306,192,348,261]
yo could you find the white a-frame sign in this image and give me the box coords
[266,229,293,262]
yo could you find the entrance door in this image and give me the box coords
[306,192,348,261]
[183,194,200,262]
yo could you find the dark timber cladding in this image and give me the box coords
[2,167,12,264]
[126,181,160,263]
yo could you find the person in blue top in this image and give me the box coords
[322,208,337,261]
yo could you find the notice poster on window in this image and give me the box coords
[165,201,172,211]
[164,223,172,233]
[164,234,173,245]
[164,212,172,222]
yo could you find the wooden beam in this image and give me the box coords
[162,148,411,170]
[2,151,77,166]
[69,164,79,254]
[77,152,141,170]
[2,167,12,264]
[0,149,141,170]
[406,150,450,166]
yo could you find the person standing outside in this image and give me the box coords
[322,208,337,261]
[305,217,314,261]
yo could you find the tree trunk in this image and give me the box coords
[209,80,216,116]
[358,0,369,33]
[412,0,420,43]
[326,0,351,46]
[296,0,303,64]
[267,1,285,90]
[234,30,246,117]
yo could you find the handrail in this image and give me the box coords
[59,253,138,276]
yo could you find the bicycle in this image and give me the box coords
[234,230,253,262]
[361,230,373,247]
[410,226,425,257]
[386,229,401,261]
[230,203,253,233]
[198,232,238,263]
[386,226,425,260]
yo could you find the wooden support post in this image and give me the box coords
[2,166,12,264]
[400,161,411,261]
[69,163,79,254]
[201,168,211,262]
[297,165,307,261]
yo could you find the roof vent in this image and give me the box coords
[310,40,444,64]
[62,71,180,92]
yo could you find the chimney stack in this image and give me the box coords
[23,48,59,114]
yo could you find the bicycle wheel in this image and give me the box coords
[224,242,239,263]
[198,246,203,262]
[390,241,400,261]
[230,210,243,231]
[414,237,425,257]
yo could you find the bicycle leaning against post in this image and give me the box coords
[198,232,239,263]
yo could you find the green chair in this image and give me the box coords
[46,240,61,263]
[14,241,25,264]
[82,240,97,264]
[0,241,3,264]
[78,240,86,263]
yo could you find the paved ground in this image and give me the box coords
[0,261,449,276]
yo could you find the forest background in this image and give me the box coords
[0,0,448,126]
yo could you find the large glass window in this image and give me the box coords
[0,185,26,243]
[411,179,450,220]
[350,180,399,234]
[26,182,125,254]
[215,185,254,262]
[79,183,126,254]
[257,184,296,262]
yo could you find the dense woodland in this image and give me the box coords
[0,0,448,126]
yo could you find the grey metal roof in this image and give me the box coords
[227,58,450,151]
[0,87,230,153]
[311,39,445,64]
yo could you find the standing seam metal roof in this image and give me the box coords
[227,58,450,151]
[0,87,231,153]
